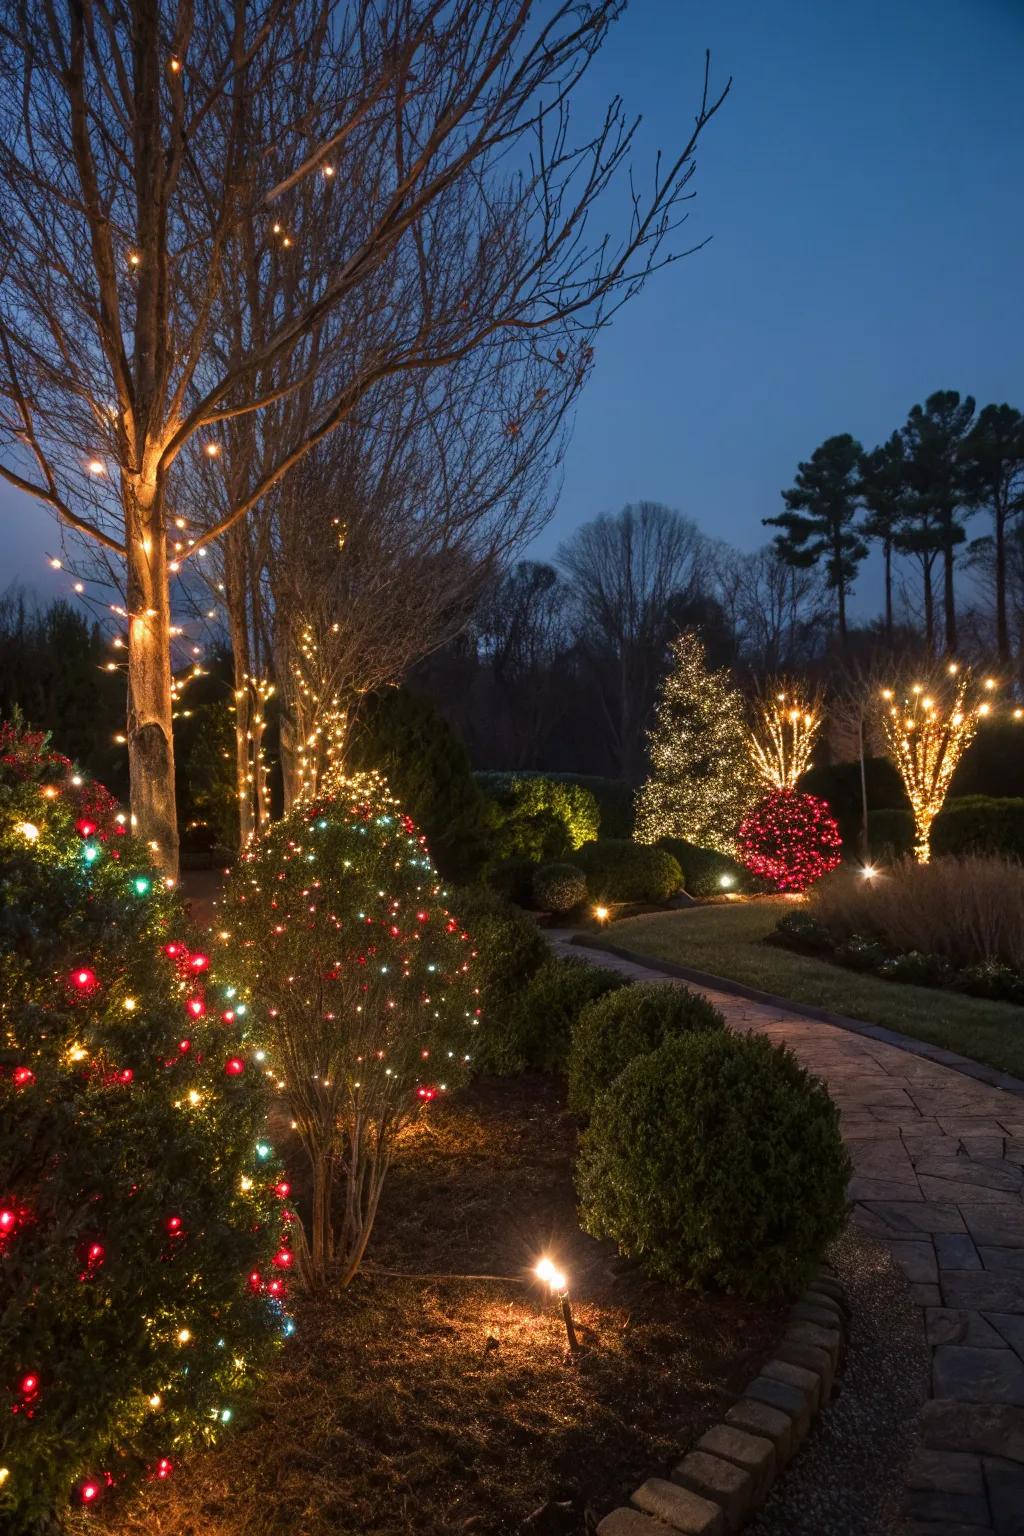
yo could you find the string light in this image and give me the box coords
[748,686,822,791]
[879,665,1006,862]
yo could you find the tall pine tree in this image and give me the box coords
[635,632,758,854]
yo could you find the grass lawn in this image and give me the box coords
[77,1075,780,1536]
[604,902,1024,1081]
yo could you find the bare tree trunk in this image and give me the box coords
[943,539,957,654]
[858,714,869,861]
[309,1148,334,1289]
[125,479,178,874]
[224,529,255,846]
[923,559,935,653]
[995,506,1010,665]
[883,542,893,646]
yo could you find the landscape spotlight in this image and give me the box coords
[593,904,609,924]
[860,864,878,881]
[718,873,735,889]
[535,1256,579,1355]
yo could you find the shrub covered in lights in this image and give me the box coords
[738,789,842,893]
[577,1030,850,1298]
[220,771,478,1290]
[0,724,285,1534]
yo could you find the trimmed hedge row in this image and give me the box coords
[655,836,749,897]
[570,839,682,903]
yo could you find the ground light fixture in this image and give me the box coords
[860,864,879,880]
[535,1256,579,1355]
[593,904,609,924]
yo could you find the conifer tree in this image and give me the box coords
[635,633,759,854]
[0,724,286,1533]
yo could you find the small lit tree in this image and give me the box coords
[635,632,759,854]
[748,683,824,792]
[0,725,285,1534]
[219,772,477,1290]
[879,664,995,862]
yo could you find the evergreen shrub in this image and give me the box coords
[577,1031,850,1298]
[507,957,627,1073]
[567,981,722,1120]
[531,862,588,914]
[570,839,682,904]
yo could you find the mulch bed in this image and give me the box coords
[78,1074,784,1536]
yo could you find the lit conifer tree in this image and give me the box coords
[635,633,759,854]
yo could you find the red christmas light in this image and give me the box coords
[70,966,97,990]
[274,1181,291,1199]
[186,997,205,1018]
[224,1057,244,1076]
[75,818,97,838]
[0,1207,16,1233]
[154,1458,173,1480]
[417,1085,438,1102]
[13,1067,34,1087]
[189,953,210,973]
[179,1039,191,1052]
[272,1248,292,1269]
[738,789,842,893]
[79,1480,101,1504]
[164,1215,183,1236]
[19,1373,39,1397]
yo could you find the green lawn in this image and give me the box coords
[599,902,1024,1081]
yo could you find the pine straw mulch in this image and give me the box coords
[79,1074,784,1536]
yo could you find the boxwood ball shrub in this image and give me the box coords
[568,982,723,1119]
[0,725,284,1533]
[531,861,588,914]
[577,1031,850,1298]
[570,839,682,904]
[508,957,627,1073]
[446,883,549,1072]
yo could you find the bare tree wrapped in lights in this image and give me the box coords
[748,683,824,792]
[219,772,477,1290]
[879,665,996,862]
[0,1,729,873]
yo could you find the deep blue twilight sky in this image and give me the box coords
[4,0,1024,616]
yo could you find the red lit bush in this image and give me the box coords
[739,789,842,893]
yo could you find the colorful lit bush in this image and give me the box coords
[738,789,842,892]
[0,726,285,1533]
[220,772,478,1288]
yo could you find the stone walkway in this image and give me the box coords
[549,931,1024,1535]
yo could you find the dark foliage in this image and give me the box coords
[576,1031,850,1298]
[508,957,628,1073]
[656,836,749,898]
[570,839,682,904]
[446,886,549,1073]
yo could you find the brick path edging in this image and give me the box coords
[598,1269,850,1536]
[575,935,1024,1102]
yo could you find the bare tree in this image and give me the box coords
[470,561,573,766]
[558,502,711,777]
[710,543,829,672]
[0,1,729,870]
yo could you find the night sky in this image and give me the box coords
[4,0,1023,617]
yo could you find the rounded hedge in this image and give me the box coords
[568,982,723,1119]
[531,862,588,914]
[508,957,628,1073]
[577,1031,849,1298]
[570,839,682,904]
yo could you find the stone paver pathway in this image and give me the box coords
[549,931,1024,1535]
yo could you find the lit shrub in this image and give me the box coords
[570,839,682,904]
[567,982,723,1120]
[447,884,549,1072]
[577,1031,850,1298]
[221,773,477,1289]
[531,862,588,914]
[0,727,283,1533]
[477,772,601,858]
[739,789,842,892]
[507,957,628,1073]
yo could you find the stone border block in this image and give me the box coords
[598,1266,849,1536]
